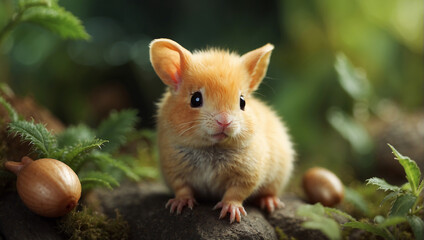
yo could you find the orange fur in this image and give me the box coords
[150,39,295,222]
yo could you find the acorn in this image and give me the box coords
[302,167,344,207]
[4,156,81,217]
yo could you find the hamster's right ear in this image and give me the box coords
[149,39,192,91]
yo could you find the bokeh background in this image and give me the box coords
[0,0,423,182]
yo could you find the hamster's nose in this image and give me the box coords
[215,112,232,129]
[216,120,232,129]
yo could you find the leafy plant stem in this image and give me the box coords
[410,182,423,215]
[411,198,423,215]
[0,2,49,45]
[413,206,423,214]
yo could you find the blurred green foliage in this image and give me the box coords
[0,0,89,44]
[0,0,422,179]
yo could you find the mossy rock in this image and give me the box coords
[93,182,278,240]
[90,182,343,240]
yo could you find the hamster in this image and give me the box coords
[149,38,295,223]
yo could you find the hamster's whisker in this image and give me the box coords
[178,125,198,136]
[176,117,210,137]
[234,130,249,147]
[177,120,200,128]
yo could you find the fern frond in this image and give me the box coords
[56,124,96,148]
[21,6,90,40]
[79,171,119,190]
[0,96,19,122]
[89,152,140,181]
[96,109,139,153]
[8,120,56,157]
[62,139,108,169]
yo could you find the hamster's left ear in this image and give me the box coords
[241,43,274,92]
[150,38,192,91]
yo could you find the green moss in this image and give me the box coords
[392,221,414,240]
[275,227,297,240]
[58,207,129,240]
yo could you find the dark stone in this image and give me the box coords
[0,192,63,240]
[373,114,424,183]
[97,183,278,240]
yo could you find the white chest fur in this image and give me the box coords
[175,146,241,198]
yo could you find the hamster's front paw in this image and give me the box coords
[165,197,197,215]
[213,200,247,223]
[259,195,285,213]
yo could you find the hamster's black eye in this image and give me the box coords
[190,91,203,108]
[240,95,246,111]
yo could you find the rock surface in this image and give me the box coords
[0,181,333,240]
[96,183,277,240]
[93,182,329,240]
[0,192,62,240]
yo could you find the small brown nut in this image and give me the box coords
[4,156,81,217]
[302,167,344,207]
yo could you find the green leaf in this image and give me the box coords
[378,216,407,228]
[380,191,400,207]
[389,144,422,195]
[335,53,371,101]
[18,0,52,9]
[21,6,90,40]
[344,187,370,214]
[327,108,373,154]
[324,206,356,222]
[297,204,341,240]
[418,180,424,194]
[366,177,400,192]
[297,202,325,216]
[8,120,56,157]
[62,139,107,169]
[401,182,412,191]
[56,124,96,148]
[343,221,394,240]
[407,215,424,240]
[96,109,139,153]
[302,219,341,240]
[79,171,119,190]
[389,194,416,217]
[89,152,140,181]
[0,96,19,122]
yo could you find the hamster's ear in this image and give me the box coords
[149,39,192,90]
[241,43,274,92]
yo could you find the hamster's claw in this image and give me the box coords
[259,196,285,213]
[213,201,247,224]
[166,197,197,215]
